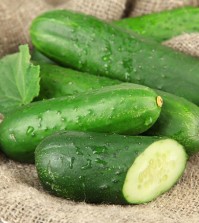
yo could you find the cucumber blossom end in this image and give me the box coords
[156,96,163,108]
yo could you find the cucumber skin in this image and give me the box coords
[145,90,199,156]
[0,83,161,163]
[31,7,199,68]
[114,6,199,42]
[38,63,120,99]
[30,9,199,105]
[34,64,199,156]
[35,131,165,204]
[31,48,56,65]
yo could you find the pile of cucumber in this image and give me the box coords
[1,7,199,205]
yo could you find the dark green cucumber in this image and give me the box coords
[114,6,199,42]
[31,7,199,67]
[34,65,199,156]
[35,131,187,204]
[30,9,199,105]
[0,83,162,163]
[38,63,120,99]
[144,90,199,156]
[31,48,56,65]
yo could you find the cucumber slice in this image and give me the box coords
[123,139,187,204]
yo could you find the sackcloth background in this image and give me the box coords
[0,0,199,222]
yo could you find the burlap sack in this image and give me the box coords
[163,33,199,57]
[0,1,199,223]
[131,0,199,16]
[1,151,199,223]
[0,0,127,57]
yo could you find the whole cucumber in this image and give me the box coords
[31,7,199,67]
[30,9,199,105]
[38,63,120,99]
[35,63,199,156]
[0,83,162,163]
[35,131,187,204]
[114,6,199,42]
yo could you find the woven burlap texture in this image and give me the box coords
[163,33,199,57]
[0,0,199,223]
[0,151,199,223]
[131,0,199,16]
[0,0,126,57]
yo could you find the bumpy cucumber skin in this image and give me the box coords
[114,6,199,42]
[34,64,199,156]
[30,9,199,105]
[0,83,161,163]
[38,63,120,99]
[145,90,199,156]
[35,131,165,204]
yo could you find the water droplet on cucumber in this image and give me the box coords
[102,56,108,61]
[112,178,119,183]
[81,159,92,170]
[76,147,83,155]
[95,158,107,166]
[26,126,35,135]
[115,170,122,175]
[9,133,16,141]
[61,117,65,122]
[144,117,153,126]
[99,184,108,190]
[92,146,108,154]
[104,63,108,68]
[124,72,130,81]
[69,157,75,169]
[56,111,61,115]
[47,161,55,180]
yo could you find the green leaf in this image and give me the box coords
[0,44,40,114]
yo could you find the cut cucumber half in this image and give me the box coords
[123,139,187,204]
[35,131,187,204]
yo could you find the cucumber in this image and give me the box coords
[38,63,120,99]
[0,83,162,163]
[31,48,56,65]
[114,6,199,42]
[30,9,199,105]
[144,90,199,156]
[35,131,187,204]
[34,64,199,156]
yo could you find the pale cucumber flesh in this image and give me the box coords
[122,139,187,204]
